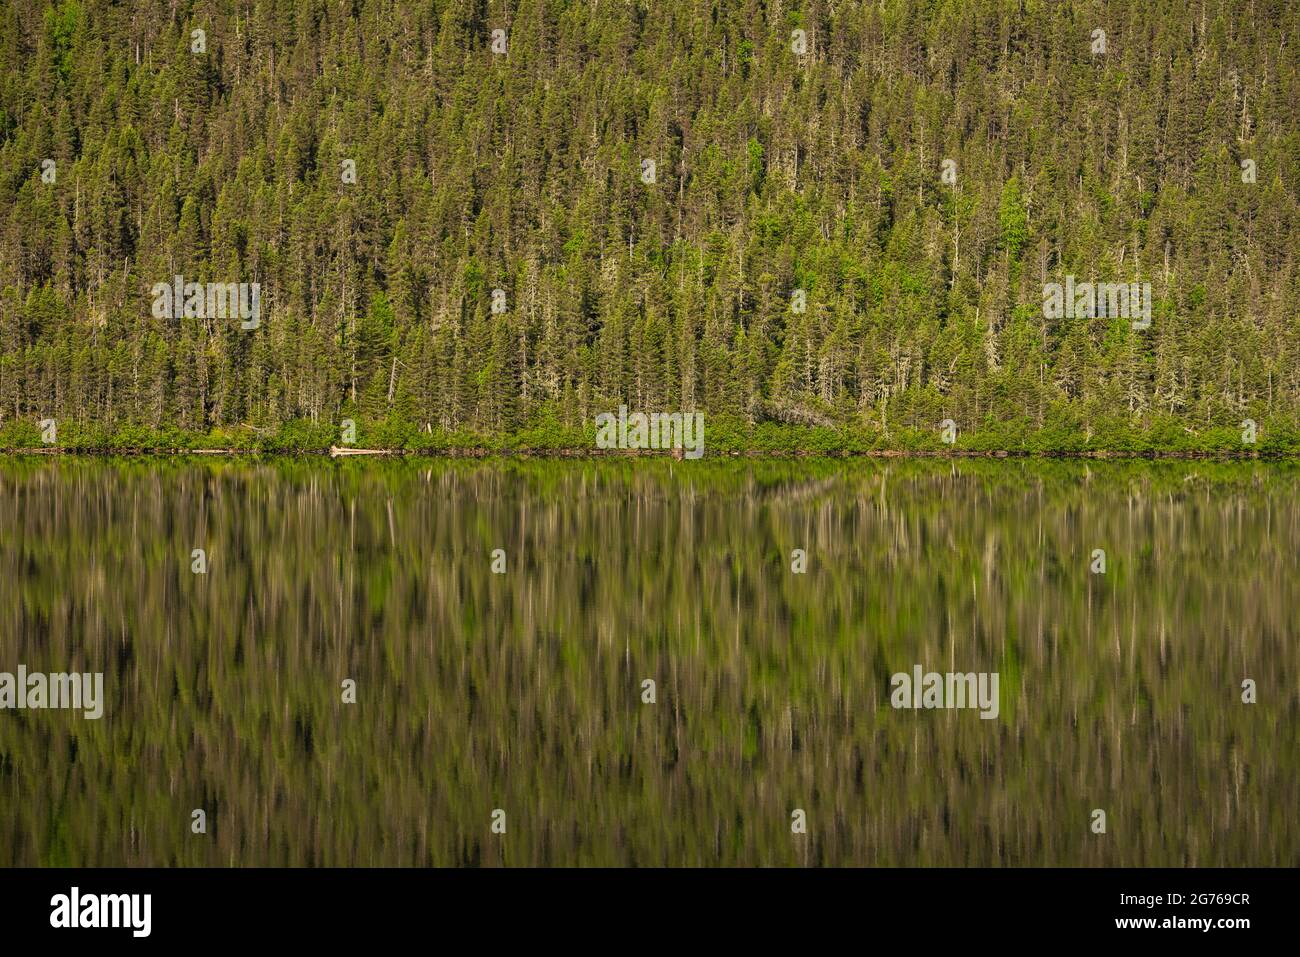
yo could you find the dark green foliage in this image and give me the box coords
[1,1,1298,452]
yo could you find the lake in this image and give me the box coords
[0,457,1296,866]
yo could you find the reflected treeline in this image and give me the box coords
[0,457,1296,866]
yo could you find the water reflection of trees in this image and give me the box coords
[0,458,1294,866]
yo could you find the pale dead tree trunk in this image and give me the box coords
[951,199,960,290]
[917,138,925,204]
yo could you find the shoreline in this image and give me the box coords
[0,447,1288,461]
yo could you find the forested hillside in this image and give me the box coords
[1,0,1298,452]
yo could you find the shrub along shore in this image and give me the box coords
[2,413,1298,457]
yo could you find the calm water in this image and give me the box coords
[0,457,1296,866]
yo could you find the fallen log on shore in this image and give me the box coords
[328,446,393,458]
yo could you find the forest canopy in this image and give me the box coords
[0,0,1297,453]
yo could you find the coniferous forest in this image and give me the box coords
[1,0,1298,453]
